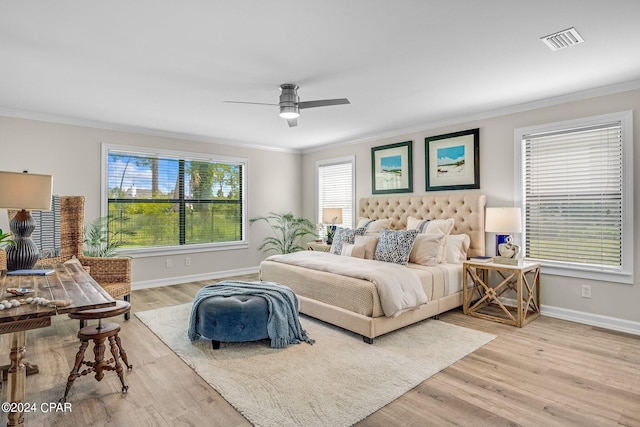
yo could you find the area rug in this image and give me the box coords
[136,303,495,427]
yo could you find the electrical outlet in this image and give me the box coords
[581,284,591,298]
[185,257,191,266]
[165,259,173,268]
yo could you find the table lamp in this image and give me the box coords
[322,208,343,244]
[0,171,53,270]
[485,207,522,258]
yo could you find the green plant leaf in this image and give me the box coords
[250,212,317,254]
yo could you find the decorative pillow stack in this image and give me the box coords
[374,229,418,265]
[330,227,366,255]
[332,216,470,264]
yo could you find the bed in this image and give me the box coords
[259,192,486,343]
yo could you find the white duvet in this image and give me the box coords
[266,251,428,317]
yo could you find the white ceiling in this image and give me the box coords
[2,1,640,152]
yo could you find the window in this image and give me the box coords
[102,144,247,254]
[317,156,355,229]
[515,111,633,284]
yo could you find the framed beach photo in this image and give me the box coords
[371,141,413,194]
[425,128,479,191]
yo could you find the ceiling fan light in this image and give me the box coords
[279,106,300,119]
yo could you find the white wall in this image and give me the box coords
[301,88,640,330]
[0,116,302,287]
[2,88,639,331]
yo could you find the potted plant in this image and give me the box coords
[83,216,135,257]
[250,212,317,254]
[0,229,15,249]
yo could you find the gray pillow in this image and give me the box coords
[374,229,418,265]
[329,227,366,255]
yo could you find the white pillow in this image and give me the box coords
[356,217,374,228]
[356,218,391,234]
[354,235,379,259]
[425,218,455,235]
[341,243,366,258]
[406,216,430,232]
[409,233,447,265]
[445,234,471,264]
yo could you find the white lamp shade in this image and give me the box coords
[322,208,343,225]
[0,171,53,210]
[485,207,522,233]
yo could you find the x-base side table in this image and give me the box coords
[463,260,541,327]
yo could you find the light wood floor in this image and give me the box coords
[2,274,639,426]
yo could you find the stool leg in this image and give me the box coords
[107,336,128,394]
[114,334,132,370]
[92,337,108,382]
[124,295,131,321]
[61,339,89,403]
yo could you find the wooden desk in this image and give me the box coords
[0,263,115,427]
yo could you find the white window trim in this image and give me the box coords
[316,155,356,228]
[514,111,633,284]
[101,143,249,257]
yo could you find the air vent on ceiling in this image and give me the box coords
[541,27,584,51]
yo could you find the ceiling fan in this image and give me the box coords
[224,83,350,127]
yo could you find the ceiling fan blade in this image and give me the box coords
[223,101,278,106]
[298,98,350,109]
[286,118,298,127]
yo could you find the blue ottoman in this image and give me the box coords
[192,294,269,349]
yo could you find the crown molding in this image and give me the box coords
[2,78,639,156]
[302,78,640,154]
[0,107,301,154]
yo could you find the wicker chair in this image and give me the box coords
[7,196,131,320]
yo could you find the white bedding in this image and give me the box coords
[407,262,464,297]
[266,251,428,317]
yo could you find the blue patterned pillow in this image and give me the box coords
[330,227,366,255]
[374,229,418,265]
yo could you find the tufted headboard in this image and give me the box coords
[358,192,487,258]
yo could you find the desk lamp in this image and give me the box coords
[322,208,343,244]
[485,207,522,258]
[0,171,53,270]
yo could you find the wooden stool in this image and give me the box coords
[61,300,133,402]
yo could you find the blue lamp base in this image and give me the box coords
[495,234,510,257]
[495,234,520,258]
[326,225,337,244]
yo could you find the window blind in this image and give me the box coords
[106,148,246,250]
[317,159,354,228]
[522,121,623,270]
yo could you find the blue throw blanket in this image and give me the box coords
[188,280,314,349]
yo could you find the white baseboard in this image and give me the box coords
[132,266,260,290]
[133,274,640,336]
[541,305,640,336]
[496,297,640,336]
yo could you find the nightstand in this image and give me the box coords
[306,242,332,252]
[463,260,541,327]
